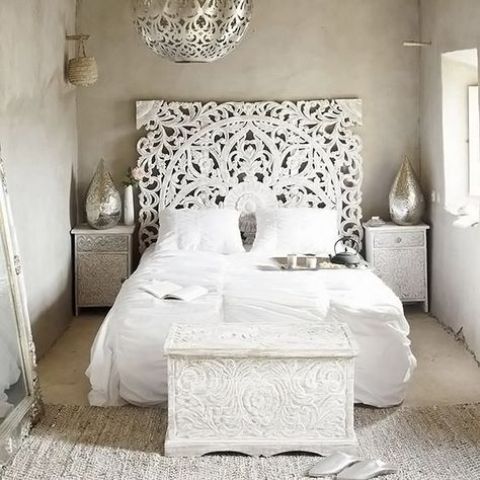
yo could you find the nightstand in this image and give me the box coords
[365,223,429,312]
[72,225,135,315]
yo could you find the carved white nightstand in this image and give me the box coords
[72,225,135,315]
[365,223,429,312]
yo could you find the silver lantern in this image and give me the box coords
[132,0,253,63]
[389,157,425,226]
[86,160,122,230]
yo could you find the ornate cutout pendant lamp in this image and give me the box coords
[132,0,253,63]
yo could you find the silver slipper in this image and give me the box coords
[337,459,397,480]
[308,452,362,477]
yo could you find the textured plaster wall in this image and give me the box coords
[420,0,480,358]
[77,0,420,222]
[0,0,77,357]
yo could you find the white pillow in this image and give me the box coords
[251,207,339,255]
[156,208,245,254]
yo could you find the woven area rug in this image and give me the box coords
[3,403,480,479]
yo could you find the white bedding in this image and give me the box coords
[87,247,416,408]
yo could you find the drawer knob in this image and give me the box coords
[395,237,402,244]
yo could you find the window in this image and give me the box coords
[468,85,480,196]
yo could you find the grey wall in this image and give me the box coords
[77,0,420,222]
[420,0,480,358]
[0,0,77,357]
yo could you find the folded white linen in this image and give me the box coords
[87,248,416,408]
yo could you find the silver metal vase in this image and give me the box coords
[389,157,425,226]
[86,160,122,230]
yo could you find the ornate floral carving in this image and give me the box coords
[0,154,7,194]
[77,253,128,306]
[136,99,363,252]
[224,182,277,243]
[76,234,128,253]
[132,0,253,63]
[165,323,357,456]
[167,323,355,353]
[373,248,426,301]
[0,143,43,469]
[171,357,350,441]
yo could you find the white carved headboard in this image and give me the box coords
[136,99,363,252]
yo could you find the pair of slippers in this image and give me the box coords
[308,452,397,479]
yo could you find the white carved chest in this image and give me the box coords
[72,225,135,315]
[365,223,429,312]
[164,323,358,457]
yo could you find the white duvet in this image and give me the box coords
[87,248,416,408]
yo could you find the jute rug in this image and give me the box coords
[3,403,480,479]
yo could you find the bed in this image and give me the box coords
[86,99,416,409]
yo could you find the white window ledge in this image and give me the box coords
[452,202,480,228]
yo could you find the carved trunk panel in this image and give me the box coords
[170,357,351,440]
[165,323,357,457]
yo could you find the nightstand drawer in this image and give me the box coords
[76,234,129,253]
[373,231,424,248]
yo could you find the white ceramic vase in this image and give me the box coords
[124,185,135,226]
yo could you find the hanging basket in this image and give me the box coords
[67,38,98,87]
[132,0,253,63]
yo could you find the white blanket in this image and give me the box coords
[87,248,416,408]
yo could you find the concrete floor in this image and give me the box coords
[38,309,480,407]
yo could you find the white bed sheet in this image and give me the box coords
[87,247,416,408]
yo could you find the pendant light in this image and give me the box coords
[132,0,253,63]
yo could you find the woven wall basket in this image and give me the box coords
[67,37,98,87]
[67,56,98,87]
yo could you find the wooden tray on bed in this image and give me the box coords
[271,256,370,271]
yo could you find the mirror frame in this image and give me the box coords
[0,148,43,469]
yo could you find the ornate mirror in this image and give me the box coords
[0,147,42,468]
